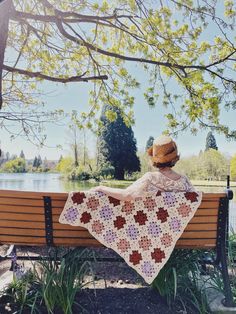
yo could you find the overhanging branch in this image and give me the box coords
[3,65,108,82]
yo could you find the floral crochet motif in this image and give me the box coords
[143,197,157,211]
[156,208,169,223]
[114,216,126,230]
[72,192,86,205]
[122,201,135,215]
[177,204,191,217]
[86,196,100,210]
[117,239,131,252]
[129,250,142,265]
[134,210,148,226]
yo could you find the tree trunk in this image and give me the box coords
[114,167,124,180]
[0,0,13,109]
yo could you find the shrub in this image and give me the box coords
[2,158,26,173]
[68,167,91,181]
[56,157,74,174]
[98,165,115,179]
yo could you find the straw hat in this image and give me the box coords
[147,135,179,165]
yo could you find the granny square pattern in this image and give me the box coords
[59,190,202,284]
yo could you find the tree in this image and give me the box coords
[145,136,154,151]
[33,156,38,168]
[37,155,42,167]
[2,157,26,173]
[58,155,63,163]
[201,149,228,180]
[205,132,218,151]
[20,150,25,159]
[5,152,10,161]
[231,155,236,181]
[98,105,140,180]
[0,0,236,140]
[56,156,73,174]
[42,157,49,171]
[174,149,228,181]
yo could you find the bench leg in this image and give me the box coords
[218,243,235,307]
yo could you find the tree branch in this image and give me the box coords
[3,65,108,82]
[38,0,135,21]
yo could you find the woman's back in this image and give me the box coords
[125,170,195,199]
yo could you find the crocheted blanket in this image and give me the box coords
[59,190,202,284]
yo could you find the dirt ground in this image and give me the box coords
[0,246,198,314]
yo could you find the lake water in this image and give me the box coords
[0,173,235,230]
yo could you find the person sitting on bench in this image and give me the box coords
[91,135,195,200]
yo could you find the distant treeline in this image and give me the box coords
[0,150,57,173]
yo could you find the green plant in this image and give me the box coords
[208,229,236,304]
[152,249,210,313]
[226,230,236,301]
[2,269,41,314]
[34,248,93,314]
[0,248,93,314]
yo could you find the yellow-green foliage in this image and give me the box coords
[230,155,236,181]
[174,149,228,181]
[2,158,26,173]
[56,157,73,174]
[2,0,236,139]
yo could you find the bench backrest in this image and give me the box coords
[0,190,228,249]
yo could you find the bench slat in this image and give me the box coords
[190,216,217,223]
[0,235,46,244]
[0,198,66,207]
[0,207,219,217]
[177,239,216,248]
[0,234,217,248]
[0,222,218,233]
[0,205,44,214]
[0,220,45,229]
[0,190,68,199]
[0,213,45,222]
[0,228,46,236]
[184,223,217,231]
[181,231,217,239]
[0,226,217,240]
[0,189,227,199]
[0,200,220,212]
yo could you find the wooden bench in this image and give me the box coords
[0,189,234,307]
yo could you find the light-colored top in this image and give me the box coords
[124,171,195,199]
[94,171,195,201]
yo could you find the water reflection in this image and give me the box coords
[0,173,96,192]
